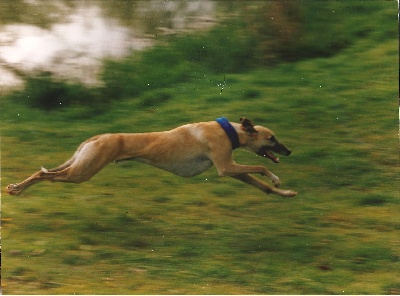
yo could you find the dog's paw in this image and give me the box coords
[272,177,281,188]
[281,190,297,197]
[6,184,21,195]
[268,172,281,187]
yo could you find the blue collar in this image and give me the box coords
[216,117,240,150]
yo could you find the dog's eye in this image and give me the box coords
[269,136,276,142]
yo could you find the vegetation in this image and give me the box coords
[7,2,395,111]
[1,2,398,294]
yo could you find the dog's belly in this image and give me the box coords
[136,156,213,178]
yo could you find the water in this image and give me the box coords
[0,0,216,89]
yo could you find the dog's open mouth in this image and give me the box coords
[257,148,280,163]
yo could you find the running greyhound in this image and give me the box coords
[6,117,297,197]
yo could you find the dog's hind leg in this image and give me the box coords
[6,168,70,195]
[231,174,297,197]
[42,139,89,173]
[42,156,75,173]
[6,158,106,195]
[6,135,120,195]
[6,151,81,195]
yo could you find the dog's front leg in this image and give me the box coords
[232,174,297,197]
[210,150,281,186]
[264,170,281,188]
[214,161,281,187]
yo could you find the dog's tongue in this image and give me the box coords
[267,151,280,163]
[260,150,280,163]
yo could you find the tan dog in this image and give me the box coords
[6,117,297,197]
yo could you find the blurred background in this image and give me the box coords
[1,0,398,294]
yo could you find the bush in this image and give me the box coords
[243,2,395,63]
[101,21,256,101]
[7,2,395,111]
[170,20,257,73]
[101,46,193,101]
[10,72,106,111]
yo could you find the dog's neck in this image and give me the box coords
[216,117,240,149]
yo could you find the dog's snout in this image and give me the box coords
[275,144,291,156]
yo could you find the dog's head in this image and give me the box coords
[240,117,292,163]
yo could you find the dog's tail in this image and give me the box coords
[39,136,98,174]
[40,154,76,173]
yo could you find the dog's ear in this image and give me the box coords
[240,117,258,135]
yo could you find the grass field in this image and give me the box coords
[1,3,399,294]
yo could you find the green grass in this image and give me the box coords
[1,3,399,294]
